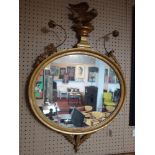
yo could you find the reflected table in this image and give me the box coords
[53,114,71,124]
[52,114,88,128]
[68,92,82,106]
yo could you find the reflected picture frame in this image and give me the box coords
[67,66,75,81]
[75,65,85,81]
[88,67,98,82]
[34,70,44,99]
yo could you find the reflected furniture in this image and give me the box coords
[76,105,93,113]
[53,108,86,127]
[53,81,57,102]
[59,88,68,99]
[84,111,106,126]
[68,88,82,106]
[113,89,120,102]
[103,92,116,112]
[85,86,98,111]
[53,108,108,127]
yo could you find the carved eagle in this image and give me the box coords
[68,2,98,25]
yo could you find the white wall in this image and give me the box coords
[96,59,105,111]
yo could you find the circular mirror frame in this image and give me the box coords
[28,48,126,135]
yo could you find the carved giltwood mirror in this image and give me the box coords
[28,2,126,152]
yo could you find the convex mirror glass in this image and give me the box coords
[34,54,121,128]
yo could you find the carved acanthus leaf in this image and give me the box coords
[63,134,91,152]
[33,43,57,68]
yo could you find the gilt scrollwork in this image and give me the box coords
[33,43,57,68]
[63,134,91,152]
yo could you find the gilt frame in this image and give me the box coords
[28,48,126,135]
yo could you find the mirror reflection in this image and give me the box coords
[35,55,120,128]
